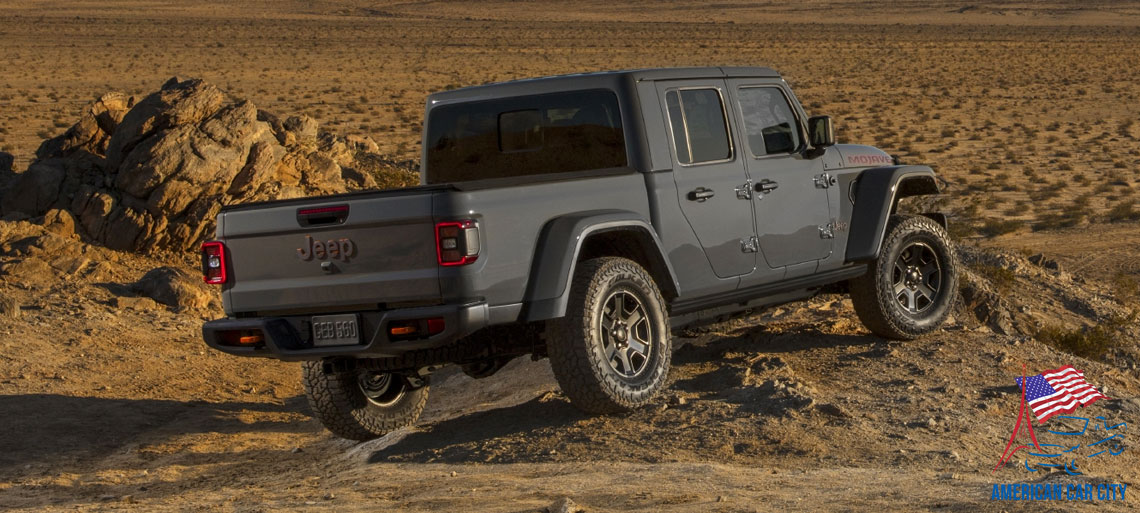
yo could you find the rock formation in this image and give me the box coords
[0,77,417,254]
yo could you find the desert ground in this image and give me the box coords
[1,1,1139,511]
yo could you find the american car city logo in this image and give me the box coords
[990,365,1127,502]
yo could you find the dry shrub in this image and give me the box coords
[1106,200,1140,223]
[1035,313,1134,361]
[978,218,1023,237]
[974,263,1017,294]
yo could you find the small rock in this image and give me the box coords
[133,266,215,311]
[815,403,849,418]
[717,495,727,502]
[323,493,335,501]
[546,497,585,513]
[113,296,159,310]
[0,296,20,319]
[1028,253,1063,272]
[291,447,303,454]
[927,417,938,429]
[450,471,457,477]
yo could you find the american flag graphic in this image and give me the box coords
[1015,365,1109,424]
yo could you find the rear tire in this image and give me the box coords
[546,257,672,414]
[849,214,958,340]
[301,362,428,441]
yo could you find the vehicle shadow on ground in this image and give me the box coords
[674,324,884,364]
[369,325,884,465]
[0,393,309,474]
[366,394,584,464]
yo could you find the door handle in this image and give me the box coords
[687,187,715,202]
[755,179,779,193]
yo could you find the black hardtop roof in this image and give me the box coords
[427,66,781,104]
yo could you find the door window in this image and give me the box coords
[665,89,732,165]
[737,87,801,157]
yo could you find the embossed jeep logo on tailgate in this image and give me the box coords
[297,235,356,262]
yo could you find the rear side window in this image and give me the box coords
[425,90,626,184]
[665,89,732,165]
[737,87,801,156]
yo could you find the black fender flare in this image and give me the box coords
[845,165,941,263]
[522,210,680,322]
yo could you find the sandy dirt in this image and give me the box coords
[1,1,1139,511]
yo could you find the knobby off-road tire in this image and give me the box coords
[850,214,959,340]
[301,362,428,441]
[546,257,672,414]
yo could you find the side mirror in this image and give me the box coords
[807,115,835,148]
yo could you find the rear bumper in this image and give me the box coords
[202,302,489,361]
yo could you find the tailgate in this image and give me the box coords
[220,189,441,314]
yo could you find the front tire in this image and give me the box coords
[546,257,672,414]
[850,214,959,340]
[301,362,428,441]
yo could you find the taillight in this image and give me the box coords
[435,220,479,266]
[201,241,228,284]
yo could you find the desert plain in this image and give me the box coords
[0,1,1139,511]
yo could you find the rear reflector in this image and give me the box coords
[390,325,417,336]
[426,318,446,335]
[201,241,228,284]
[436,220,479,266]
[388,317,446,341]
[217,330,263,347]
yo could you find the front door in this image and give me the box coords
[657,80,756,279]
[725,80,832,278]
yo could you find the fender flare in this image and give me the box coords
[845,165,941,263]
[522,210,680,322]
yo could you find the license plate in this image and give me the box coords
[311,314,361,347]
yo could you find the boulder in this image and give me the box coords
[106,78,225,170]
[36,92,134,160]
[0,77,419,255]
[40,209,77,238]
[74,188,116,239]
[1,160,65,216]
[228,141,286,195]
[0,256,55,289]
[132,266,215,311]
[283,115,319,144]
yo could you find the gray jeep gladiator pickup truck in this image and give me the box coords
[201,67,958,441]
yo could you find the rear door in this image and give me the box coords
[656,80,756,279]
[726,80,832,280]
